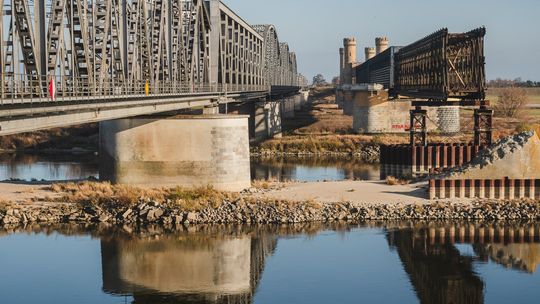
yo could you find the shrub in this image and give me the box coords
[515,123,538,133]
[494,87,529,118]
[385,176,409,186]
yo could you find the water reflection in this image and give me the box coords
[101,231,277,303]
[0,153,380,182]
[387,222,540,303]
[1,222,540,304]
[251,156,380,182]
[0,153,98,181]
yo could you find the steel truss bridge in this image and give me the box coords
[0,0,300,135]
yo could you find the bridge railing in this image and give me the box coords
[0,74,269,105]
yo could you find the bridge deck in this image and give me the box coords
[0,90,268,136]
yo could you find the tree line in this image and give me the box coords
[488,78,540,88]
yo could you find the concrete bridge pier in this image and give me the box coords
[282,97,295,119]
[225,98,283,142]
[99,115,251,191]
[203,104,221,115]
[254,100,283,140]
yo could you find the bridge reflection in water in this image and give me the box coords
[250,156,380,182]
[92,222,540,304]
[386,222,540,304]
[100,230,276,303]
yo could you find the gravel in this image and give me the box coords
[439,131,535,178]
[1,198,540,228]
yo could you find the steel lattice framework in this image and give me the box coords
[0,0,299,101]
[253,24,298,87]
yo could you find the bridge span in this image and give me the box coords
[0,0,308,190]
[0,0,303,134]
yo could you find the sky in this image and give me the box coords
[225,0,540,82]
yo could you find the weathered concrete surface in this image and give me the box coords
[351,90,439,134]
[99,115,251,191]
[254,100,282,140]
[444,131,540,180]
[221,99,284,142]
[281,97,295,118]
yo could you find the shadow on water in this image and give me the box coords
[1,221,540,303]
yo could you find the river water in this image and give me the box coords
[1,222,539,304]
[0,153,380,182]
[2,154,539,303]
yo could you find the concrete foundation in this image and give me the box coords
[295,91,309,110]
[350,89,460,134]
[336,89,344,109]
[219,99,284,142]
[254,100,282,139]
[203,105,220,115]
[281,97,295,119]
[99,115,251,191]
[342,89,355,116]
[436,106,461,134]
[352,89,437,133]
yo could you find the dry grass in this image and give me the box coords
[488,87,540,105]
[257,135,373,153]
[0,200,11,211]
[385,176,410,186]
[251,179,288,191]
[256,133,412,154]
[515,123,540,133]
[49,182,239,211]
[252,180,271,190]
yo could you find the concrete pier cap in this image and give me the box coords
[99,114,251,192]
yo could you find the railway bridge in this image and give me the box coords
[0,0,308,190]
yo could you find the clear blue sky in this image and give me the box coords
[225,0,540,82]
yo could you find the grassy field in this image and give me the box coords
[487,87,540,104]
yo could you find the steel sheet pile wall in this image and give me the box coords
[430,178,540,200]
[393,27,486,101]
[380,144,485,177]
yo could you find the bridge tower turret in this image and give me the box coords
[375,37,389,54]
[344,38,357,65]
[342,38,357,85]
[365,47,376,61]
[339,48,345,85]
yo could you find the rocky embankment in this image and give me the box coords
[2,199,540,227]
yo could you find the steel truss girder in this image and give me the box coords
[0,0,298,98]
[12,0,40,79]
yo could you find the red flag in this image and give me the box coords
[49,79,56,101]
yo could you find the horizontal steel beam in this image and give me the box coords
[0,91,267,135]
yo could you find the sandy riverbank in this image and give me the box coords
[0,180,432,205]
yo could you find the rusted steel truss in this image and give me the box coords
[394,27,486,101]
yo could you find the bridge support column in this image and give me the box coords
[99,115,251,192]
[255,100,282,140]
[203,104,220,115]
[282,97,295,119]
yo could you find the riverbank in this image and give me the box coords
[1,181,539,227]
